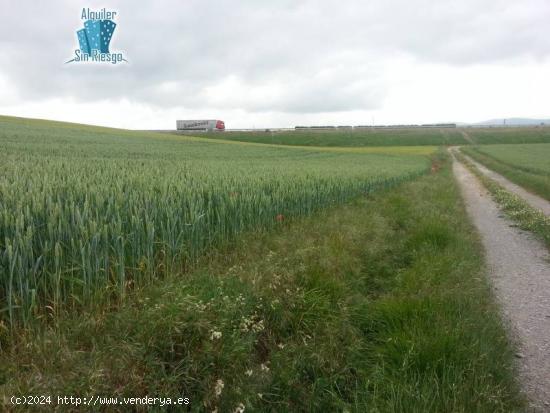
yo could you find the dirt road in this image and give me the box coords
[451,152,550,411]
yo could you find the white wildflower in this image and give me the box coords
[214,379,224,397]
[260,363,270,372]
[234,403,245,413]
[245,369,253,377]
[210,330,222,340]
[239,313,265,333]
[252,319,265,333]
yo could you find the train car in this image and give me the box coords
[176,120,225,131]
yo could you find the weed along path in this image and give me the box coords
[451,151,550,411]
[460,150,550,216]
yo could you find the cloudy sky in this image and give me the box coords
[1,0,549,129]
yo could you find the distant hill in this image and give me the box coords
[472,118,550,126]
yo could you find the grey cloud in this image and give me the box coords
[0,0,549,113]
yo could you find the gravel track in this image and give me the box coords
[460,151,550,216]
[451,152,550,411]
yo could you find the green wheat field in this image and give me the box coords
[2,116,542,412]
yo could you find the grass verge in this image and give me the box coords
[462,146,550,201]
[0,152,523,412]
[456,151,550,249]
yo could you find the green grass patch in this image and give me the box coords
[456,151,550,249]
[196,128,469,147]
[467,127,550,145]
[471,143,550,175]
[462,145,550,202]
[0,152,523,412]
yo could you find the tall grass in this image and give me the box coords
[0,151,524,412]
[0,117,429,326]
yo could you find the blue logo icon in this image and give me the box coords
[78,20,116,54]
[66,8,127,64]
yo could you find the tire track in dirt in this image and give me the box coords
[451,151,550,411]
